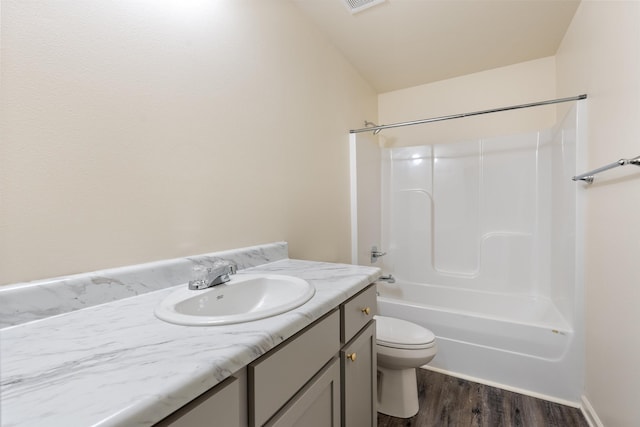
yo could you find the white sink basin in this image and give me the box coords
[154,274,315,326]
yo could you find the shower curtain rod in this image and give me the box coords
[350,94,587,134]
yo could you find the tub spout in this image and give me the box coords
[379,274,395,284]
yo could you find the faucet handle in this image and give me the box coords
[189,265,212,290]
[371,246,387,263]
[208,260,237,286]
[188,260,238,290]
[226,260,238,275]
[212,259,237,276]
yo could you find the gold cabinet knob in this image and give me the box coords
[347,352,357,362]
[361,307,371,316]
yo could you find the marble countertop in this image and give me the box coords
[1,259,380,427]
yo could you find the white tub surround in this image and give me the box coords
[0,244,380,427]
[352,103,585,404]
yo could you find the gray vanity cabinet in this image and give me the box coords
[262,284,378,427]
[156,373,245,427]
[249,310,341,427]
[155,284,377,427]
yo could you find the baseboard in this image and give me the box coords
[420,366,581,408]
[580,395,604,427]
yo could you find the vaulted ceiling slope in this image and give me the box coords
[292,0,580,93]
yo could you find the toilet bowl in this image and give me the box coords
[375,315,437,418]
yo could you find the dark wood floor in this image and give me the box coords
[378,369,589,427]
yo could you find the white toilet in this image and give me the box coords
[375,315,437,418]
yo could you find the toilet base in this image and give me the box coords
[377,366,419,418]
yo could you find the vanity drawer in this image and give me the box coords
[249,309,340,427]
[341,284,376,344]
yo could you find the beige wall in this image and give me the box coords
[0,0,377,285]
[556,2,640,426]
[377,57,557,147]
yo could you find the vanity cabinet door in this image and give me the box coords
[155,375,242,427]
[265,358,341,427]
[341,320,377,427]
[249,310,340,427]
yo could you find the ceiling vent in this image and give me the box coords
[342,0,386,15]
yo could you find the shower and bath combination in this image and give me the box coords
[350,94,594,405]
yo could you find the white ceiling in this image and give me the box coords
[292,0,580,93]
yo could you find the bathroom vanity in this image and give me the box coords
[0,243,380,427]
[158,284,377,427]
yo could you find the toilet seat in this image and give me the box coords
[375,315,436,350]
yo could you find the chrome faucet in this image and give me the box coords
[188,260,238,290]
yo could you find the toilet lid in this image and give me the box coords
[375,315,435,348]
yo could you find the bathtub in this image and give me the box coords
[376,280,582,405]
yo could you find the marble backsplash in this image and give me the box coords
[0,242,288,329]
